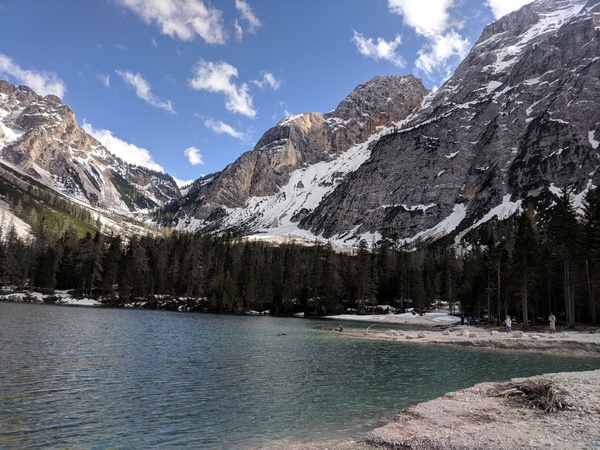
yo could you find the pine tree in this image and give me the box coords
[100,234,122,300]
[548,187,581,327]
[510,209,540,329]
[375,240,399,306]
[482,237,509,326]
[2,225,31,290]
[356,240,377,313]
[75,232,103,296]
[582,187,600,324]
[32,246,58,291]
[239,242,258,310]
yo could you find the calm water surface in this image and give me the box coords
[1,302,598,448]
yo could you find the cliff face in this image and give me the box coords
[172,75,429,233]
[0,81,180,213]
[300,0,600,243]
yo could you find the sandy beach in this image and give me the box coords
[280,311,600,450]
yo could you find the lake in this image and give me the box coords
[1,302,598,448]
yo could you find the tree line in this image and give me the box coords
[1,187,599,327]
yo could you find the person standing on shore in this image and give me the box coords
[548,313,556,334]
[505,315,512,333]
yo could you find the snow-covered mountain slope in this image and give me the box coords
[166,0,599,248]
[176,126,393,243]
[0,81,180,216]
[168,75,429,242]
[300,0,600,245]
[3,0,599,249]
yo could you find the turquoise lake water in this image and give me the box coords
[1,302,598,448]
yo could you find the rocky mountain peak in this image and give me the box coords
[0,81,38,107]
[298,0,600,245]
[169,75,428,232]
[0,80,180,216]
[167,0,599,247]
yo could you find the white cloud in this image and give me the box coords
[82,122,165,172]
[116,70,175,114]
[487,0,534,20]
[386,0,470,81]
[415,30,470,78]
[235,0,260,40]
[234,20,244,41]
[189,59,256,118]
[253,71,283,90]
[0,54,66,98]
[97,73,110,88]
[352,32,405,67]
[388,0,454,36]
[184,146,204,165]
[204,118,247,140]
[116,0,226,44]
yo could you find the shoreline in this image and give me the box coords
[322,312,600,357]
[270,368,600,450]
[285,315,600,449]
[338,327,600,357]
[363,368,600,450]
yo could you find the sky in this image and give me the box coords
[0,0,533,186]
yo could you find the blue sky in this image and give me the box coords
[0,0,532,186]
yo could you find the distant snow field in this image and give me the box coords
[0,290,101,306]
[327,308,460,326]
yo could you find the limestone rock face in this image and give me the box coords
[0,81,180,212]
[171,0,600,245]
[174,75,428,229]
[170,0,600,244]
[300,0,600,243]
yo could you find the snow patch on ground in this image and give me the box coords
[278,114,304,127]
[406,203,467,243]
[0,122,25,150]
[195,125,399,248]
[326,308,459,326]
[589,130,599,149]
[481,0,587,75]
[454,194,522,244]
[0,290,101,306]
[0,200,31,241]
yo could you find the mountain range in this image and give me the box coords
[1,0,599,247]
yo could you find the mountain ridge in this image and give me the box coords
[166,74,429,242]
[298,0,600,245]
[0,80,182,237]
[1,0,599,249]
[0,80,181,215]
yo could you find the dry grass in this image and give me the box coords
[492,379,570,412]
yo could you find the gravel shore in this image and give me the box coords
[342,326,600,357]
[364,368,600,449]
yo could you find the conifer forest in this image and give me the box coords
[1,187,599,328]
